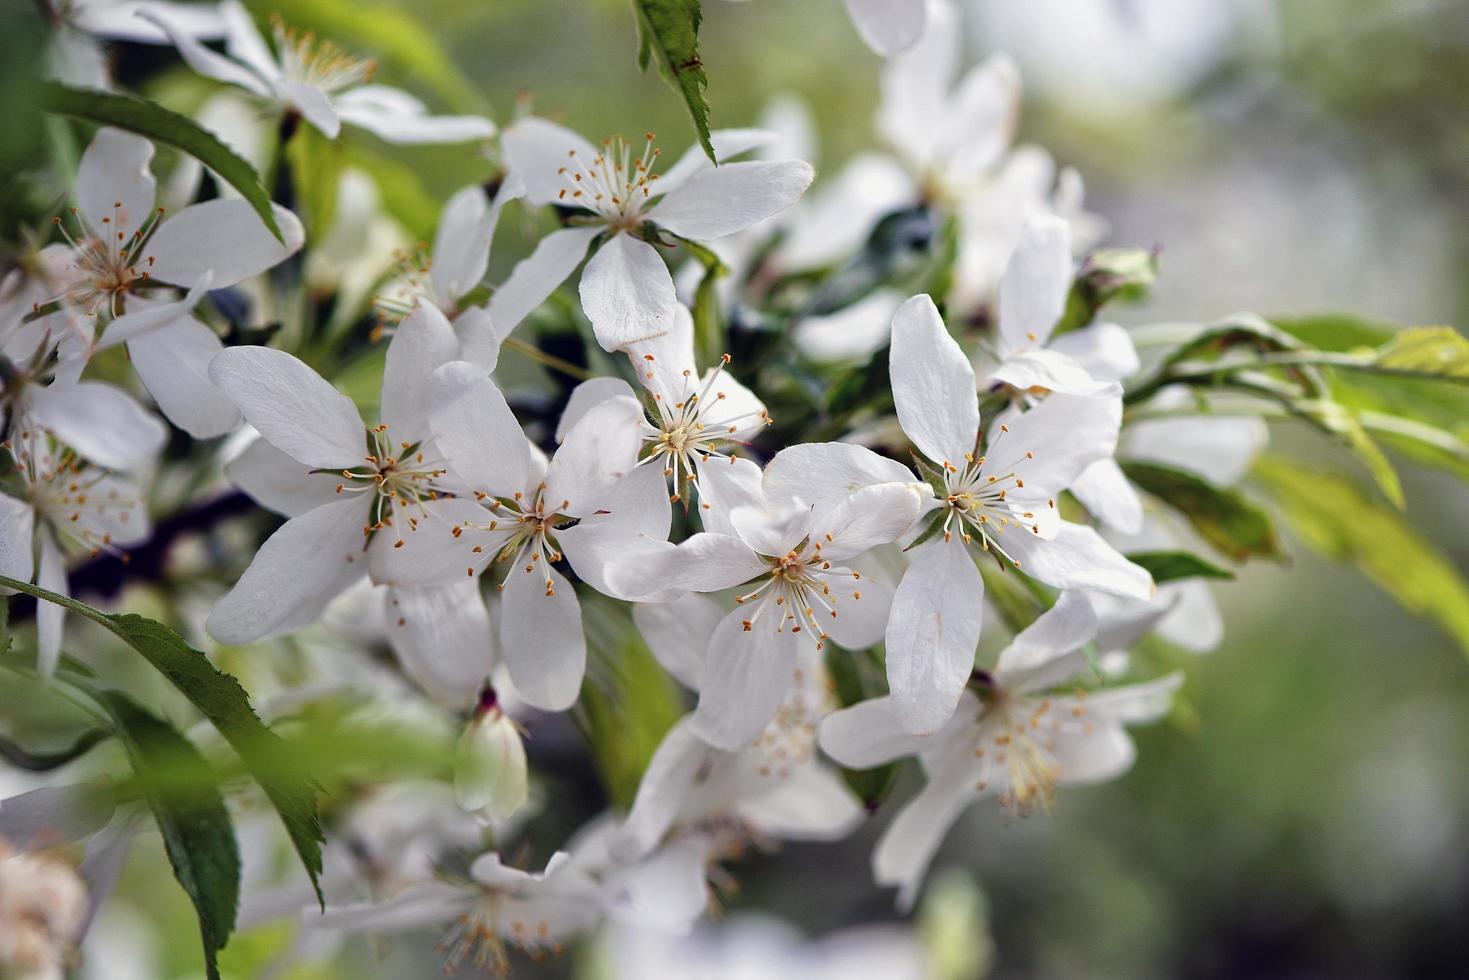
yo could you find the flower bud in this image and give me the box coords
[453,688,527,823]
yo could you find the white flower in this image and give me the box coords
[609,463,921,748]
[841,0,928,57]
[819,592,1181,910]
[0,428,151,678]
[369,363,667,711]
[141,0,495,144]
[775,293,1151,733]
[44,127,304,438]
[44,0,225,89]
[205,303,475,647]
[492,119,813,351]
[314,851,604,975]
[454,687,528,824]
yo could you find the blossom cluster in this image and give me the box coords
[0,0,1310,976]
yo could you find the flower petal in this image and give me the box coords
[579,232,678,352]
[763,442,917,512]
[224,437,339,517]
[146,199,304,289]
[429,177,520,306]
[820,695,940,769]
[889,294,979,466]
[885,538,984,733]
[650,161,814,241]
[336,96,495,145]
[281,81,341,139]
[822,567,894,650]
[36,527,66,680]
[655,128,779,196]
[995,589,1098,686]
[453,305,502,373]
[734,763,862,840]
[1070,458,1144,535]
[872,750,976,912]
[385,582,495,710]
[545,394,645,516]
[499,562,585,711]
[632,592,724,690]
[487,225,600,337]
[380,302,460,436]
[500,117,601,205]
[555,377,638,445]
[206,496,368,644]
[75,128,157,239]
[26,382,165,471]
[136,6,274,97]
[1047,321,1140,382]
[806,482,922,562]
[558,463,672,598]
[127,315,241,438]
[691,455,764,537]
[427,361,530,498]
[989,348,1120,398]
[691,608,805,750]
[998,392,1121,494]
[998,214,1072,354]
[0,493,35,589]
[209,346,364,468]
[842,0,927,56]
[617,718,711,857]
[607,533,765,599]
[1001,520,1153,600]
[877,0,957,164]
[0,783,114,850]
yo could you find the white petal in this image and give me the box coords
[127,315,240,438]
[691,609,804,750]
[889,294,979,466]
[96,275,209,350]
[499,564,585,711]
[0,493,36,587]
[607,533,765,599]
[337,103,495,145]
[655,128,779,196]
[989,348,1120,398]
[217,0,276,78]
[1052,724,1137,785]
[735,763,862,840]
[76,128,157,240]
[206,496,368,644]
[998,215,1072,354]
[877,0,957,167]
[556,377,638,444]
[74,0,226,42]
[996,590,1098,685]
[939,54,1021,181]
[36,527,67,680]
[500,117,600,205]
[386,583,494,710]
[762,442,917,512]
[281,81,341,139]
[313,884,469,934]
[453,305,502,373]
[557,464,672,599]
[842,0,927,56]
[427,361,530,497]
[885,538,984,733]
[26,382,165,471]
[544,394,645,516]
[487,226,600,337]
[1070,458,1144,535]
[579,232,678,352]
[0,784,113,850]
[1047,321,1140,382]
[1156,580,1224,653]
[622,303,696,403]
[1123,408,1269,487]
[806,482,922,561]
[430,178,520,305]
[367,497,496,586]
[224,437,339,517]
[873,762,974,912]
[208,346,364,468]
[1001,521,1153,600]
[135,7,273,97]
[617,718,711,857]
[632,593,723,690]
[650,161,814,241]
[998,392,1121,494]
[380,303,460,436]
[820,696,938,768]
[794,288,903,362]
[603,836,710,934]
[146,200,304,289]
[691,455,764,537]
[454,710,526,821]
[1081,672,1183,726]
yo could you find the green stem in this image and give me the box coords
[501,335,594,381]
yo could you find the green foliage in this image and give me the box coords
[1126,551,1236,584]
[1252,456,1469,659]
[41,83,285,242]
[0,577,325,906]
[1121,462,1282,562]
[1055,246,1159,335]
[284,123,344,242]
[1372,325,1469,379]
[343,142,443,240]
[632,0,715,163]
[100,692,240,980]
[824,645,898,809]
[0,728,110,771]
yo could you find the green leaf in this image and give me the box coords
[1124,551,1235,584]
[100,692,240,980]
[0,728,110,771]
[1121,462,1282,562]
[1055,247,1159,336]
[1372,325,1469,380]
[41,83,284,243]
[1252,455,1469,658]
[631,0,714,163]
[0,576,325,906]
[283,123,344,242]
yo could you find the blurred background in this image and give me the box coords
[6,0,1469,976]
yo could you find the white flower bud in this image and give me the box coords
[453,690,527,823]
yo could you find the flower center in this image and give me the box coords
[733,545,862,651]
[438,891,565,976]
[333,424,450,546]
[49,203,165,319]
[557,133,662,228]
[935,423,1051,568]
[4,430,138,557]
[272,17,376,94]
[457,484,571,597]
[974,688,1096,815]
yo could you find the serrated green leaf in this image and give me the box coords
[1124,551,1235,584]
[1252,455,1469,658]
[100,692,240,980]
[0,576,325,906]
[632,0,714,163]
[1372,325,1469,379]
[1122,462,1281,562]
[41,83,284,243]
[0,728,110,771]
